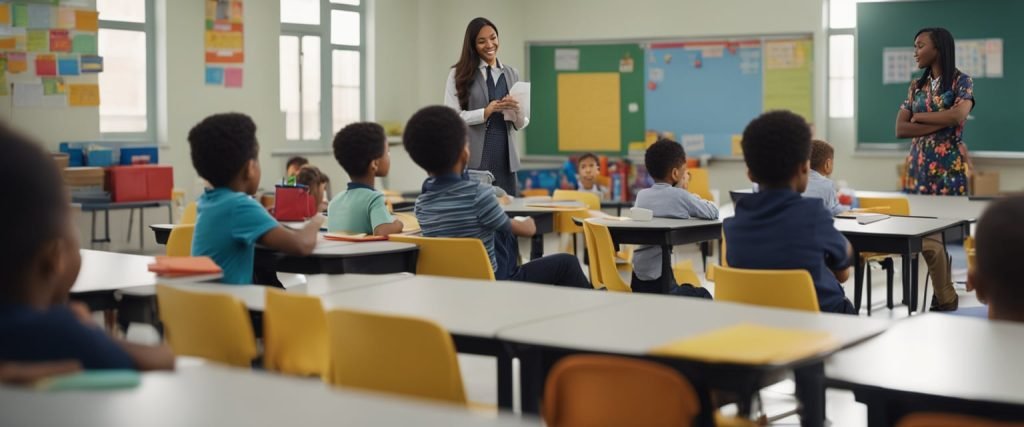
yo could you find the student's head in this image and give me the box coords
[332,122,390,180]
[404,106,470,176]
[741,110,812,192]
[452,17,499,110]
[645,139,687,186]
[914,27,956,93]
[0,125,81,307]
[188,113,261,195]
[810,139,835,176]
[285,156,309,178]
[577,153,599,183]
[295,165,329,205]
[970,195,1024,322]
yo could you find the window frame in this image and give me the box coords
[98,0,157,143]
[826,0,856,120]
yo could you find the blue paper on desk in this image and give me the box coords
[37,370,140,391]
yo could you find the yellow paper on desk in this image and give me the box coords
[648,323,837,365]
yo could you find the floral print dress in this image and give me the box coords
[900,70,975,195]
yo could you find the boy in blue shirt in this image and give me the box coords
[189,113,324,284]
[0,124,175,371]
[632,139,719,294]
[327,122,403,236]
[802,139,847,216]
[969,195,1024,322]
[404,106,590,288]
[724,111,857,314]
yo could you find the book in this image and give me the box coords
[148,256,222,277]
[323,232,388,242]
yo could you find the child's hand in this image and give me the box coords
[0,360,82,385]
[679,170,691,190]
[308,213,326,227]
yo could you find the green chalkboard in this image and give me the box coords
[526,44,645,156]
[857,0,1024,152]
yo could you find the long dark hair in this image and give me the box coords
[915,27,957,93]
[452,17,498,110]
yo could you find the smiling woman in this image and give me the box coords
[443,17,529,196]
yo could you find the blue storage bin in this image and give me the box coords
[119,146,159,165]
[86,149,114,167]
[59,143,85,167]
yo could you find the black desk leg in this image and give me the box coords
[104,209,110,245]
[910,254,920,313]
[139,208,145,251]
[519,346,544,415]
[699,241,709,273]
[91,210,97,247]
[497,348,514,410]
[531,235,544,260]
[661,244,673,293]
[901,252,913,316]
[794,362,826,427]
[853,252,864,313]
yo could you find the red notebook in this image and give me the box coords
[148,256,223,277]
[323,233,388,242]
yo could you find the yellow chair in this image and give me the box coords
[388,234,495,280]
[165,224,195,257]
[553,189,601,210]
[180,201,198,225]
[263,289,328,377]
[521,188,550,197]
[857,196,911,314]
[673,259,702,287]
[156,285,258,367]
[965,235,976,272]
[324,308,466,405]
[857,196,910,216]
[553,190,603,255]
[584,221,631,292]
[687,168,714,202]
[581,219,604,289]
[714,266,820,312]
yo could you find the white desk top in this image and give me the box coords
[503,198,584,213]
[497,293,890,367]
[309,237,417,258]
[587,217,721,229]
[72,250,158,294]
[0,364,539,427]
[832,216,966,238]
[724,190,987,222]
[827,313,1024,406]
[318,275,618,337]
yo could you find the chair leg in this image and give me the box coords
[884,258,895,309]
[127,208,135,243]
[866,261,873,316]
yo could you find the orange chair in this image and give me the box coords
[897,413,1024,427]
[543,355,700,427]
[521,188,550,197]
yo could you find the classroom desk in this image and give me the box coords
[261,236,419,275]
[77,200,173,250]
[826,314,1024,426]
[71,250,219,310]
[317,276,616,410]
[497,293,890,426]
[0,364,540,427]
[503,198,580,260]
[834,217,970,315]
[729,189,988,223]
[600,200,633,216]
[585,217,722,291]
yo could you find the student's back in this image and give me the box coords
[416,175,507,270]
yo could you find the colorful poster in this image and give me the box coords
[224,67,243,88]
[80,55,102,73]
[56,7,75,29]
[7,52,27,74]
[0,37,16,50]
[205,66,224,85]
[27,30,48,52]
[72,33,97,54]
[27,4,51,29]
[204,0,245,67]
[0,4,11,26]
[12,4,28,28]
[35,54,57,76]
[57,54,78,75]
[74,10,98,32]
[50,29,71,52]
[68,83,100,106]
[43,77,66,95]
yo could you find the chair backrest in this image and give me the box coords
[521,188,550,197]
[584,221,631,292]
[324,309,466,405]
[965,235,976,272]
[155,285,258,367]
[581,219,603,289]
[387,235,495,280]
[180,201,198,224]
[263,289,328,377]
[166,224,196,257]
[553,189,602,210]
[857,196,911,216]
[897,413,1024,427]
[543,355,700,427]
[392,212,420,233]
[687,168,714,202]
[714,266,820,312]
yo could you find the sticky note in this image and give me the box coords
[43,77,66,95]
[56,7,75,29]
[27,30,48,52]
[224,67,242,88]
[27,4,51,29]
[74,10,98,32]
[69,83,100,106]
[12,4,28,28]
[80,55,102,73]
[205,66,224,85]
[57,55,78,75]
[0,4,11,26]
[71,34,97,54]
[0,37,16,50]
[35,54,57,76]
[50,29,71,52]
[7,52,27,73]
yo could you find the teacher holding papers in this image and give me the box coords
[445,17,529,195]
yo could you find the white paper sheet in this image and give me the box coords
[554,49,579,71]
[508,81,530,120]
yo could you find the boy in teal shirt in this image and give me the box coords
[189,113,324,284]
[327,122,403,236]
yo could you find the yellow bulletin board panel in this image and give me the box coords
[557,72,621,152]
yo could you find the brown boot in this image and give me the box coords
[930,294,959,312]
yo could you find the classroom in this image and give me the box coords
[2,0,1022,425]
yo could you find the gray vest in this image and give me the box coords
[466,65,521,172]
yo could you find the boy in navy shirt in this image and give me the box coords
[724,111,856,314]
[0,124,175,371]
[970,195,1024,322]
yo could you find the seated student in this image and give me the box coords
[405,106,590,288]
[295,165,330,213]
[189,113,324,284]
[327,122,403,236]
[632,139,718,294]
[0,124,175,370]
[802,139,848,216]
[724,111,857,314]
[285,156,309,179]
[968,195,1024,322]
[576,153,608,200]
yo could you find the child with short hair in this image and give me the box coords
[802,139,847,216]
[0,123,175,370]
[327,122,403,236]
[405,106,590,288]
[285,156,309,179]
[576,153,608,200]
[189,113,324,284]
[295,165,330,212]
[725,110,857,314]
[631,139,718,294]
[968,195,1024,322]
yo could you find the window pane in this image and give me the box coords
[97,0,146,23]
[829,35,854,79]
[98,29,147,133]
[331,10,360,46]
[281,0,319,25]
[280,35,300,140]
[830,0,857,29]
[331,0,360,5]
[332,50,360,131]
[302,36,321,141]
[829,78,854,118]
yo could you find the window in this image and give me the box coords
[828,0,856,118]
[97,0,155,139]
[281,0,366,145]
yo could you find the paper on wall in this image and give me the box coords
[882,47,914,85]
[555,48,579,71]
[681,134,705,153]
[985,38,1003,78]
